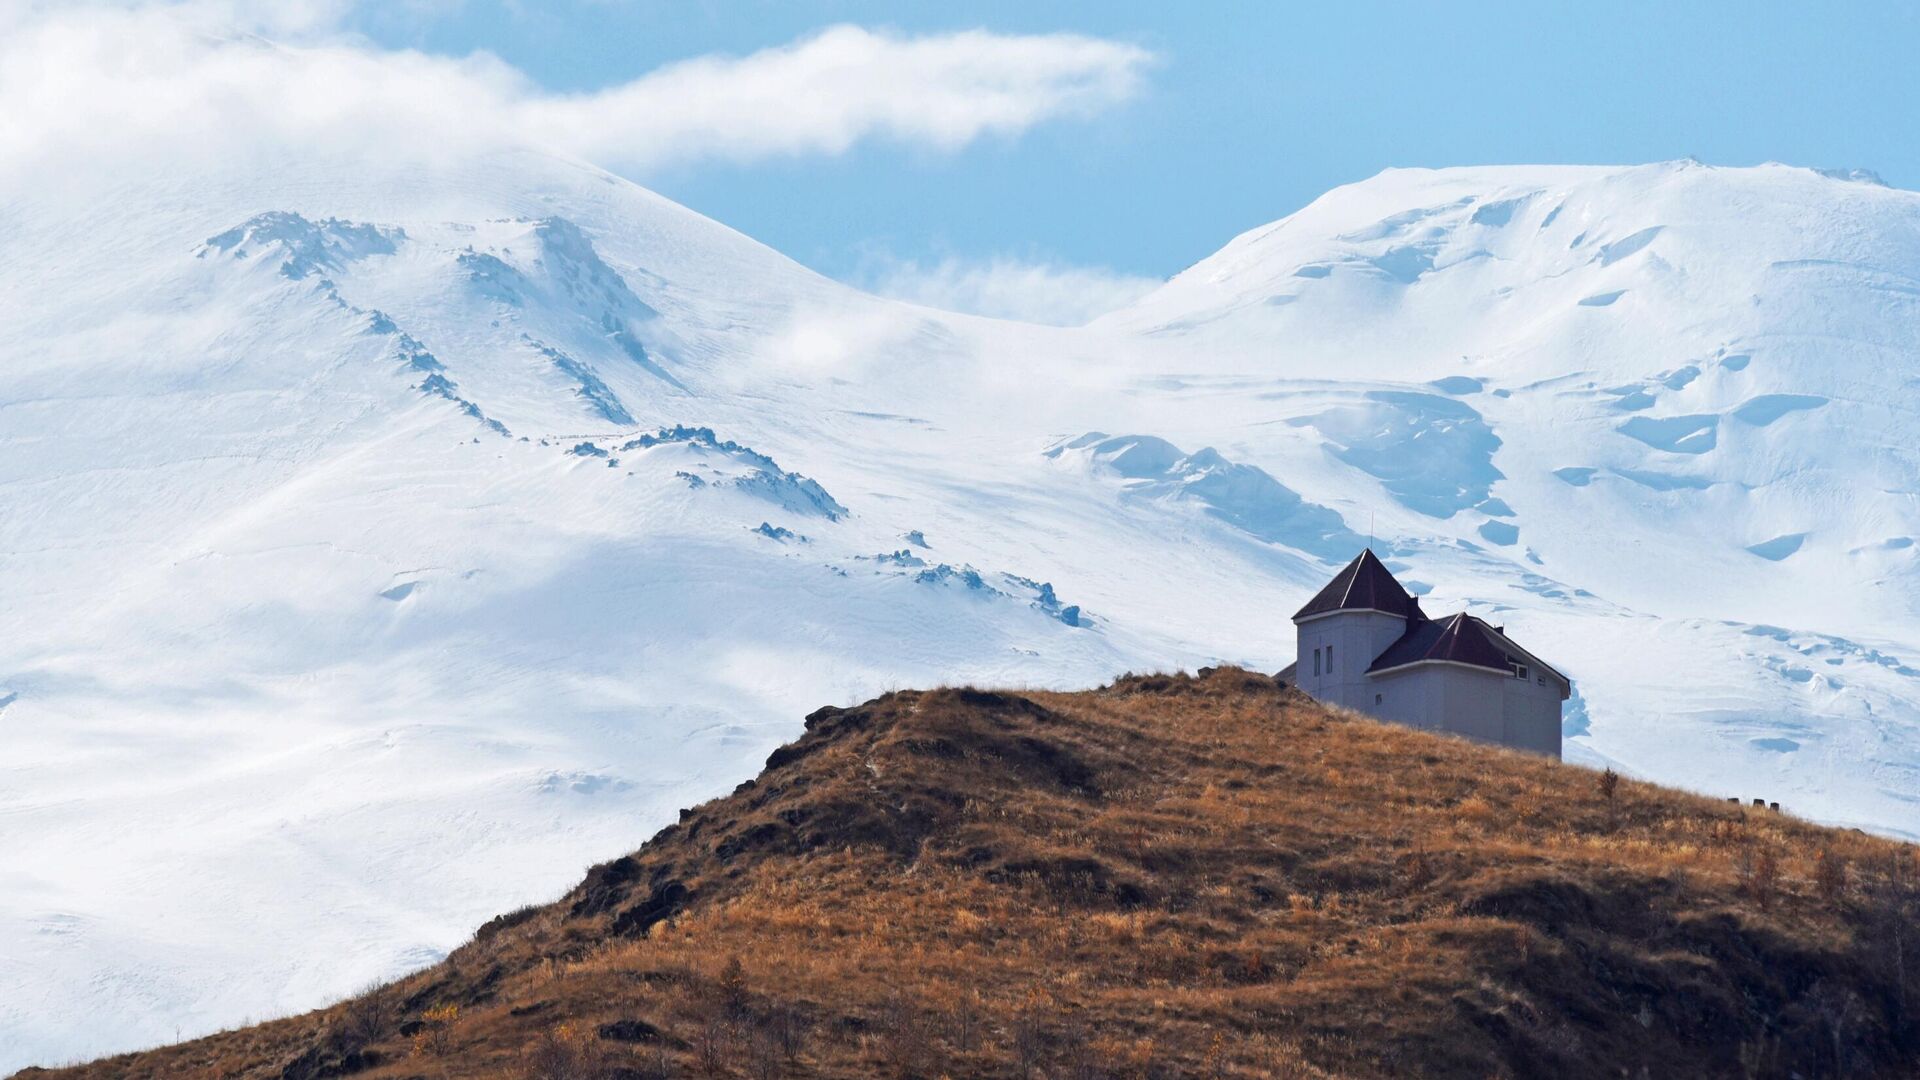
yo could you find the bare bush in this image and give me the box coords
[1055,1011,1098,1080]
[524,1024,619,1080]
[1805,980,1868,1076]
[1860,851,1918,1024]
[719,955,750,1017]
[1734,844,1781,910]
[1011,992,1050,1079]
[336,981,391,1047]
[765,1003,808,1062]
[875,991,932,1077]
[1200,1028,1229,1079]
[948,989,983,1053]
[1814,848,1848,905]
[1401,848,1436,891]
[746,1023,782,1080]
[693,1010,736,1076]
[1265,1037,1319,1079]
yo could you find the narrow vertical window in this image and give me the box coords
[1327,644,1333,673]
[1313,648,1321,676]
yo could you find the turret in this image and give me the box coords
[1290,549,1424,711]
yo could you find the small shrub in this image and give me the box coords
[1735,845,1781,910]
[524,1023,618,1080]
[1815,849,1848,904]
[1804,980,1868,1075]
[948,989,984,1053]
[1859,851,1919,1021]
[1401,849,1436,891]
[1266,1037,1318,1079]
[1241,949,1272,983]
[1055,1011,1095,1080]
[1201,1028,1229,1079]
[338,981,391,1046]
[875,991,932,1077]
[1011,991,1050,1078]
[693,1010,736,1076]
[718,956,750,1017]
[746,1024,782,1080]
[1125,1037,1159,1078]
[1598,767,1620,802]
[766,1003,809,1062]
[413,1004,459,1058]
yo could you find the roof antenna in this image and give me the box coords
[1368,511,1374,554]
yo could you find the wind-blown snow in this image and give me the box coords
[3,155,1919,1069]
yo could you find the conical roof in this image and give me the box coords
[1367,613,1513,674]
[1292,549,1423,622]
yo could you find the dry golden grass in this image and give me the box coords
[21,668,1920,1079]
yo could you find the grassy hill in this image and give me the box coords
[20,669,1920,1079]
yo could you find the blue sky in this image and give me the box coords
[9,1,1917,320]
[345,0,1919,294]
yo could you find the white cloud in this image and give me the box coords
[527,25,1152,169]
[0,0,359,39]
[859,254,1162,326]
[0,3,1153,183]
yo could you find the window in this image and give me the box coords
[1513,663,1529,681]
[1536,675,1546,686]
[1375,693,1383,705]
[1327,644,1334,673]
[1313,648,1321,676]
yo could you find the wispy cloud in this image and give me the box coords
[0,4,1154,182]
[530,25,1153,169]
[858,253,1162,326]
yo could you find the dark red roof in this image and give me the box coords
[1291,549,1424,622]
[1367,613,1513,675]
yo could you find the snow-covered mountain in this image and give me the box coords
[4,154,1917,1068]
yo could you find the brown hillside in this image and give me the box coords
[21,668,1920,1079]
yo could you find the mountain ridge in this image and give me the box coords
[4,154,1919,1065]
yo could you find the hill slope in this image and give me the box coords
[26,669,1919,1079]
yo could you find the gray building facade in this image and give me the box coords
[1284,550,1569,758]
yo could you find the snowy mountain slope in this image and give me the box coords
[1098,161,1920,633]
[3,156,1919,1068]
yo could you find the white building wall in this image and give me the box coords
[1442,667,1509,745]
[1368,665,1548,755]
[1500,671,1565,757]
[1294,610,1407,711]
[1366,667,1432,731]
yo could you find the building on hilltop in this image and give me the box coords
[1281,549,1569,757]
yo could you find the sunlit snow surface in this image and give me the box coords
[3,155,1919,1066]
